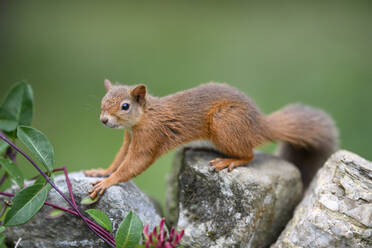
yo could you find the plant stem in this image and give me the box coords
[0,191,13,197]
[0,174,7,186]
[0,132,115,247]
[61,166,115,244]
[62,166,77,208]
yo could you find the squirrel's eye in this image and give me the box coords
[121,103,130,111]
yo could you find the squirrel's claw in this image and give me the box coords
[228,163,237,172]
[91,180,101,186]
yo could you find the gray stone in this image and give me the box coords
[272,150,372,248]
[4,172,162,248]
[166,147,303,248]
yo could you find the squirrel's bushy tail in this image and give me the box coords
[266,104,339,189]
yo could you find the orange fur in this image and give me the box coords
[85,81,338,198]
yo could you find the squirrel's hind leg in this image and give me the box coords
[208,104,257,171]
[208,137,255,171]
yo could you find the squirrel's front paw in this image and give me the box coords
[84,168,110,177]
[89,177,117,199]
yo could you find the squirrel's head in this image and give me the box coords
[100,79,147,129]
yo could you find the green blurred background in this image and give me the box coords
[1,0,371,207]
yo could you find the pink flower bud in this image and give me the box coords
[145,240,150,248]
[159,218,165,234]
[143,224,150,239]
[173,230,185,246]
[168,227,175,242]
[164,242,172,248]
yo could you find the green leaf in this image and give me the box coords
[0,233,4,244]
[46,209,65,219]
[33,175,53,195]
[0,109,18,132]
[0,226,5,233]
[4,184,49,226]
[0,158,24,187]
[0,82,34,131]
[115,211,143,248]
[0,140,9,156]
[86,209,113,232]
[34,175,46,186]
[0,208,10,221]
[17,126,54,172]
[80,195,100,205]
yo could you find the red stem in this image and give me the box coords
[62,166,77,208]
[61,166,115,244]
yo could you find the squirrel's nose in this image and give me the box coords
[101,118,108,124]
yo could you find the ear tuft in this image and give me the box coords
[104,79,112,91]
[131,84,147,104]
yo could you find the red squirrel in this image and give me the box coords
[85,80,338,199]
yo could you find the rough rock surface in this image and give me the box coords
[4,172,162,248]
[272,150,372,248]
[166,148,303,248]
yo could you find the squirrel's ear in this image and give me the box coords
[131,84,147,104]
[104,79,112,91]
